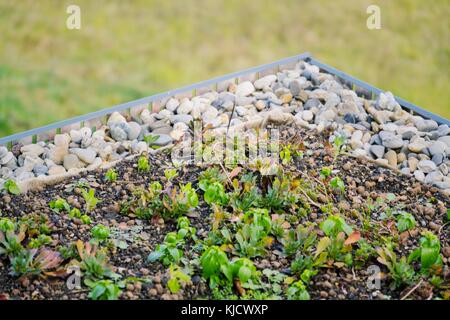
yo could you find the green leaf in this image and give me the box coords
[315,237,331,257]
[89,285,106,300]
[421,246,439,270]
[147,251,163,263]
[4,179,20,195]
[168,278,180,293]
[238,266,252,283]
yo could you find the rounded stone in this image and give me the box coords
[165,98,179,112]
[414,170,425,182]
[48,165,66,176]
[417,160,437,174]
[171,114,193,125]
[33,164,48,176]
[152,134,174,146]
[177,100,193,115]
[254,75,277,90]
[235,81,255,97]
[110,125,128,142]
[385,150,398,167]
[428,141,446,156]
[415,119,438,132]
[302,110,314,122]
[71,148,97,164]
[127,122,142,140]
[370,145,385,159]
[63,154,82,170]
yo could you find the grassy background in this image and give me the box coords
[0,0,449,137]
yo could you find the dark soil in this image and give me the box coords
[0,125,448,300]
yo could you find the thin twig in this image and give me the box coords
[400,279,423,300]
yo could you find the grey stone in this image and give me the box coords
[376,92,399,111]
[63,154,82,170]
[288,78,307,96]
[337,101,359,116]
[370,134,382,146]
[48,166,66,176]
[127,122,142,140]
[437,124,450,137]
[424,171,443,184]
[379,131,404,149]
[70,129,82,143]
[71,148,97,164]
[408,140,428,153]
[0,152,14,165]
[431,154,444,165]
[0,146,8,158]
[171,114,193,124]
[324,92,341,109]
[416,119,438,132]
[428,141,446,156]
[107,112,127,127]
[417,160,437,173]
[303,98,321,110]
[343,113,358,124]
[149,119,171,131]
[21,144,45,157]
[302,110,314,122]
[316,109,336,123]
[370,145,385,159]
[165,98,179,112]
[110,125,128,142]
[437,136,450,147]
[152,126,173,135]
[33,164,48,176]
[254,75,277,89]
[414,170,425,182]
[235,81,255,97]
[177,100,193,114]
[401,131,416,140]
[152,134,174,146]
[155,109,173,120]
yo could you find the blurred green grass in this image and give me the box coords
[0,0,449,137]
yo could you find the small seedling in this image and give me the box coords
[143,134,159,146]
[81,215,92,225]
[408,231,442,274]
[82,188,101,213]
[2,179,20,195]
[164,168,178,182]
[85,279,122,300]
[280,145,292,165]
[105,169,118,182]
[286,280,310,300]
[330,176,345,193]
[0,218,15,233]
[395,211,416,233]
[91,224,110,243]
[332,134,346,158]
[137,155,150,173]
[167,264,191,294]
[49,198,70,213]
[320,167,332,180]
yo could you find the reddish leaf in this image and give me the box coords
[229,167,242,179]
[344,231,361,246]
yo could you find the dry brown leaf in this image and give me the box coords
[344,231,361,246]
